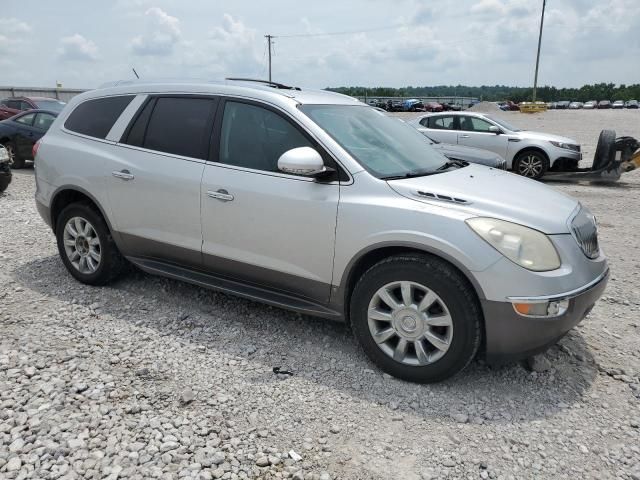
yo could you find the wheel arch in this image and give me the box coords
[50,186,115,237]
[513,146,551,166]
[336,242,487,325]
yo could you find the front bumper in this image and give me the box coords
[482,269,609,363]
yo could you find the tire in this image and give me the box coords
[513,149,549,180]
[55,202,126,285]
[591,129,616,171]
[2,141,24,169]
[350,254,482,383]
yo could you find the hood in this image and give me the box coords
[431,143,504,167]
[515,130,578,145]
[387,164,578,234]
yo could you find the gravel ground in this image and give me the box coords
[1,110,639,480]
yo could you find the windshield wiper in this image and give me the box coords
[437,159,468,171]
[381,169,440,180]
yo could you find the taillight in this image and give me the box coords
[32,139,41,159]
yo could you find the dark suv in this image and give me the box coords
[0,97,66,120]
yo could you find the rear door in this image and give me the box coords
[417,115,458,144]
[107,95,218,267]
[200,98,340,303]
[457,115,509,158]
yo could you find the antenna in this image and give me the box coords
[132,68,140,79]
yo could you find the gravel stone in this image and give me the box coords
[1,110,639,479]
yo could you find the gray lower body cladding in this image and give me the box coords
[481,271,609,363]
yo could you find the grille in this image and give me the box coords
[571,207,599,259]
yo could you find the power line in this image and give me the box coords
[275,23,409,38]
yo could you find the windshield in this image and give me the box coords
[34,99,66,112]
[300,105,450,178]
[484,115,522,132]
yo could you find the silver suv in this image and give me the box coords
[409,112,582,179]
[34,80,608,383]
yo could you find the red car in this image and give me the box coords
[425,102,444,112]
[0,96,66,120]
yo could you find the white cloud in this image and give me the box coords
[181,14,261,77]
[131,7,181,56]
[0,17,31,34]
[57,34,99,62]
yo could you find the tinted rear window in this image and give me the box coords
[125,97,216,159]
[64,95,134,139]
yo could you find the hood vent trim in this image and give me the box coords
[416,191,471,205]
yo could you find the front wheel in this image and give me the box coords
[513,150,549,180]
[350,254,482,383]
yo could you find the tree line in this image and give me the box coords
[327,83,640,102]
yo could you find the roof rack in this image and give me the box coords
[225,77,301,91]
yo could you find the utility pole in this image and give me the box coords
[532,0,546,102]
[265,35,274,82]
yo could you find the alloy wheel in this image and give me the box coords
[367,281,453,366]
[517,154,544,178]
[63,216,102,274]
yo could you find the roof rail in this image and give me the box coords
[225,77,301,91]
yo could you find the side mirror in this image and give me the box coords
[488,125,501,134]
[278,147,328,177]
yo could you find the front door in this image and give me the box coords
[201,99,339,303]
[12,112,38,158]
[456,115,509,158]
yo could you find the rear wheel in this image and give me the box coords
[2,141,24,169]
[350,254,481,383]
[514,150,548,180]
[56,203,126,285]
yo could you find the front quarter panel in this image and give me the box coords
[333,173,503,292]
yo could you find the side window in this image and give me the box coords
[428,116,455,130]
[15,113,36,126]
[142,97,215,159]
[7,100,21,110]
[20,101,32,111]
[219,101,313,172]
[64,95,135,139]
[34,113,56,131]
[459,116,493,132]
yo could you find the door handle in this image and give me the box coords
[207,189,234,202]
[112,169,134,180]
[460,134,470,138]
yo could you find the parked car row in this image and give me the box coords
[367,98,464,112]
[549,100,638,109]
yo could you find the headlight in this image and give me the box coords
[549,141,579,152]
[466,217,561,271]
[0,148,8,162]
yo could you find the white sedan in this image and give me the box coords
[408,112,582,179]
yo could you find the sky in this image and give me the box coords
[0,0,638,90]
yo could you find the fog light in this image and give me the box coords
[512,299,569,318]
